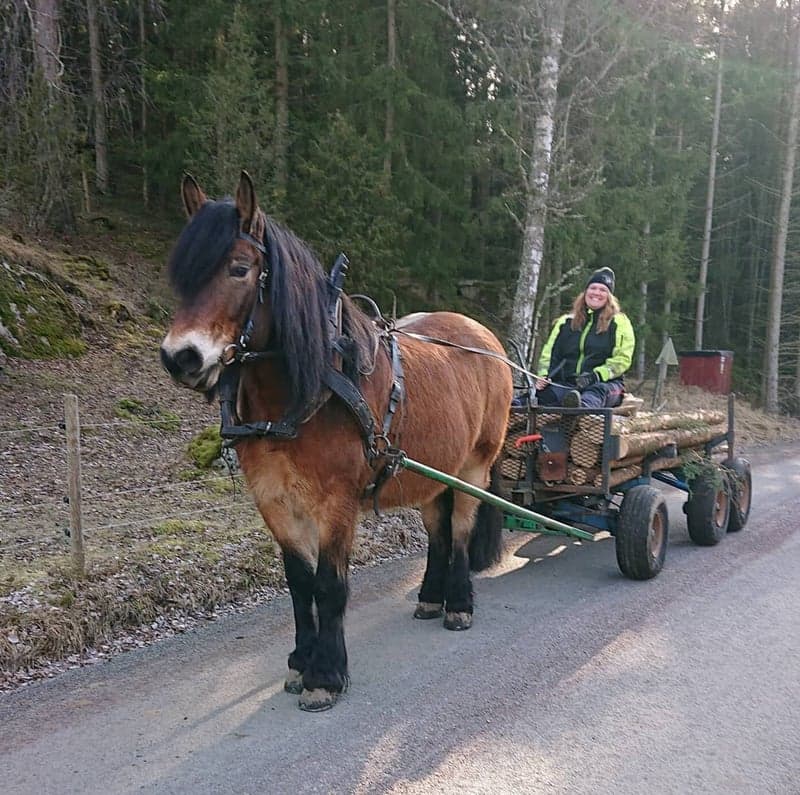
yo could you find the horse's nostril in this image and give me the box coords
[175,346,203,375]
[161,345,202,377]
[160,346,177,375]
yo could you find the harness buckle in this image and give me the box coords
[371,434,391,458]
[257,269,269,303]
[220,344,238,366]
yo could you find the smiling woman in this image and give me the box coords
[532,267,635,410]
[160,172,513,711]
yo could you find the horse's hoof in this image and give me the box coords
[444,611,472,631]
[298,688,339,712]
[284,668,303,694]
[413,602,444,620]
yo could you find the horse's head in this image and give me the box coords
[161,172,338,417]
[160,171,270,395]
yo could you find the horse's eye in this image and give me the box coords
[229,263,250,278]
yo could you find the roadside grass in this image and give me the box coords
[0,515,283,678]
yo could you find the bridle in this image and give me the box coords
[215,229,393,467]
[218,230,275,367]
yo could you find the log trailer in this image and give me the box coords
[496,394,752,579]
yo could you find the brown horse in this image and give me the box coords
[160,172,512,711]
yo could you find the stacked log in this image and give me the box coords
[499,412,530,480]
[500,406,727,490]
[588,408,727,488]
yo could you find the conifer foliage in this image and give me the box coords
[1,0,800,412]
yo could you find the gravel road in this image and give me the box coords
[0,444,798,794]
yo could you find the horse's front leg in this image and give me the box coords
[298,544,351,712]
[255,497,320,695]
[282,551,317,695]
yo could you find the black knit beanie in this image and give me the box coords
[585,267,615,294]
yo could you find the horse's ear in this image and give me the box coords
[181,174,207,218]
[235,170,260,234]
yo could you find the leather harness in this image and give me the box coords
[216,233,406,506]
[216,227,531,510]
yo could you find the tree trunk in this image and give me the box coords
[664,118,683,346]
[31,0,62,86]
[615,425,727,461]
[637,270,648,380]
[274,4,289,202]
[549,254,562,323]
[29,0,75,230]
[139,0,148,208]
[86,0,108,194]
[795,320,800,410]
[384,0,397,180]
[638,91,657,380]
[695,0,725,350]
[508,0,566,366]
[765,16,800,413]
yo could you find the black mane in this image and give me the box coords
[168,200,376,418]
[265,217,377,418]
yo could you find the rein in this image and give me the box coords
[215,227,523,505]
[391,329,539,381]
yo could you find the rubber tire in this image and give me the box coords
[616,485,669,580]
[722,457,751,532]
[686,468,730,546]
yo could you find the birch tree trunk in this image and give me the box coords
[384,0,397,180]
[274,4,289,202]
[508,0,566,365]
[695,0,725,350]
[765,17,800,414]
[86,0,108,194]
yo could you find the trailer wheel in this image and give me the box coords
[722,457,751,532]
[616,485,668,580]
[686,467,730,546]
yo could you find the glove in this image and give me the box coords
[576,371,600,390]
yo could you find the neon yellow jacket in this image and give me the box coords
[537,310,635,383]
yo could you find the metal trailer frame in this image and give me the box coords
[493,393,750,579]
[397,394,749,581]
[502,393,735,534]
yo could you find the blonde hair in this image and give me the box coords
[570,290,621,333]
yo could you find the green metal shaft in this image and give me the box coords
[400,456,593,540]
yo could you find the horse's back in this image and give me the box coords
[390,311,512,478]
[395,311,506,355]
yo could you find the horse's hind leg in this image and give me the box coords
[298,541,351,712]
[415,489,453,620]
[282,551,317,694]
[443,462,494,631]
[443,490,480,630]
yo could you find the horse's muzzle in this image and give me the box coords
[160,344,213,390]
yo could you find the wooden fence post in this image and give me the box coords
[64,393,86,577]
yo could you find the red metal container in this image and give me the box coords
[678,350,734,394]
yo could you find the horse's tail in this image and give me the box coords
[468,464,504,572]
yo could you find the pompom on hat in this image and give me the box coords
[585,266,615,294]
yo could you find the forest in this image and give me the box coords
[1,0,799,413]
